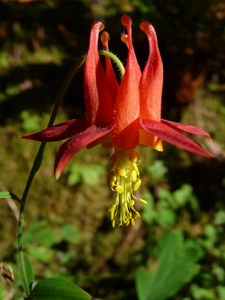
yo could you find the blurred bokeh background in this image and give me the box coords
[0,0,225,299]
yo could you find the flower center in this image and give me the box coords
[108,149,147,227]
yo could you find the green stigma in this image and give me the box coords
[108,149,147,227]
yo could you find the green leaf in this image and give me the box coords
[0,191,21,203]
[61,225,81,245]
[147,160,168,181]
[67,164,105,187]
[135,230,204,300]
[30,278,91,300]
[173,184,193,207]
[156,208,177,226]
[21,254,34,291]
[26,244,55,263]
[22,221,59,246]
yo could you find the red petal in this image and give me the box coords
[161,119,212,140]
[100,31,119,104]
[111,16,141,150]
[21,117,87,142]
[54,123,113,177]
[84,21,113,126]
[139,22,163,121]
[141,119,214,157]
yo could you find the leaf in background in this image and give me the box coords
[67,164,105,187]
[22,221,59,247]
[141,192,157,224]
[61,225,81,245]
[156,208,177,226]
[173,184,194,207]
[21,253,34,292]
[135,230,204,300]
[26,244,55,263]
[147,160,168,182]
[20,110,42,132]
[30,278,91,300]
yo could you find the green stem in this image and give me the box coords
[11,281,26,299]
[17,56,86,296]
[99,50,125,77]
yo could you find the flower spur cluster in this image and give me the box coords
[22,16,213,227]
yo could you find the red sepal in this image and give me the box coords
[141,119,214,157]
[54,123,114,177]
[161,119,212,140]
[21,117,87,142]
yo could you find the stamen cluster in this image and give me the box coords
[108,150,147,227]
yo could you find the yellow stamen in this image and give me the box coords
[116,168,126,177]
[108,149,143,227]
[108,204,114,212]
[138,198,148,204]
[115,185,123,194]
[130,151,138,163]
[110,170,116,182]
[132,170,137,182]
[133,179,141,192]
[128,200,135,206]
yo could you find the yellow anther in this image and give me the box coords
[111,153,119,165]
[110,181,115,188]
[111,211,115,220]
[132,170,137,182]
[108,204,114,212]
[112,220,115,227]
[133,179,141,192]
[116,168,126,177]
[138,198,148,204]
[128,200,135,206]
[129,151,140,163]
[131,218,135,226]
[115,186,123,194]
[110,170,116,182]
[132,163,139,174]
[130,151,137,163]
[126,220,130,226]
[136,211,140,218]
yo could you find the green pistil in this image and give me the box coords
[109,149,147,227]
[98,50,125,77]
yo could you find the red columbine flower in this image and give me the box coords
[22,16,213,227]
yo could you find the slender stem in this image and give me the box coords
[99,50,125,77]
[11,282,26,299]
[17,56,86,296]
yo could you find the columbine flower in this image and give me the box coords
[22,16,213,227]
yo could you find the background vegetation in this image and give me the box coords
[0,0,225,299]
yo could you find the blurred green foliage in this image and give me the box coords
[135,230,204,300]
[0,0,225,300]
